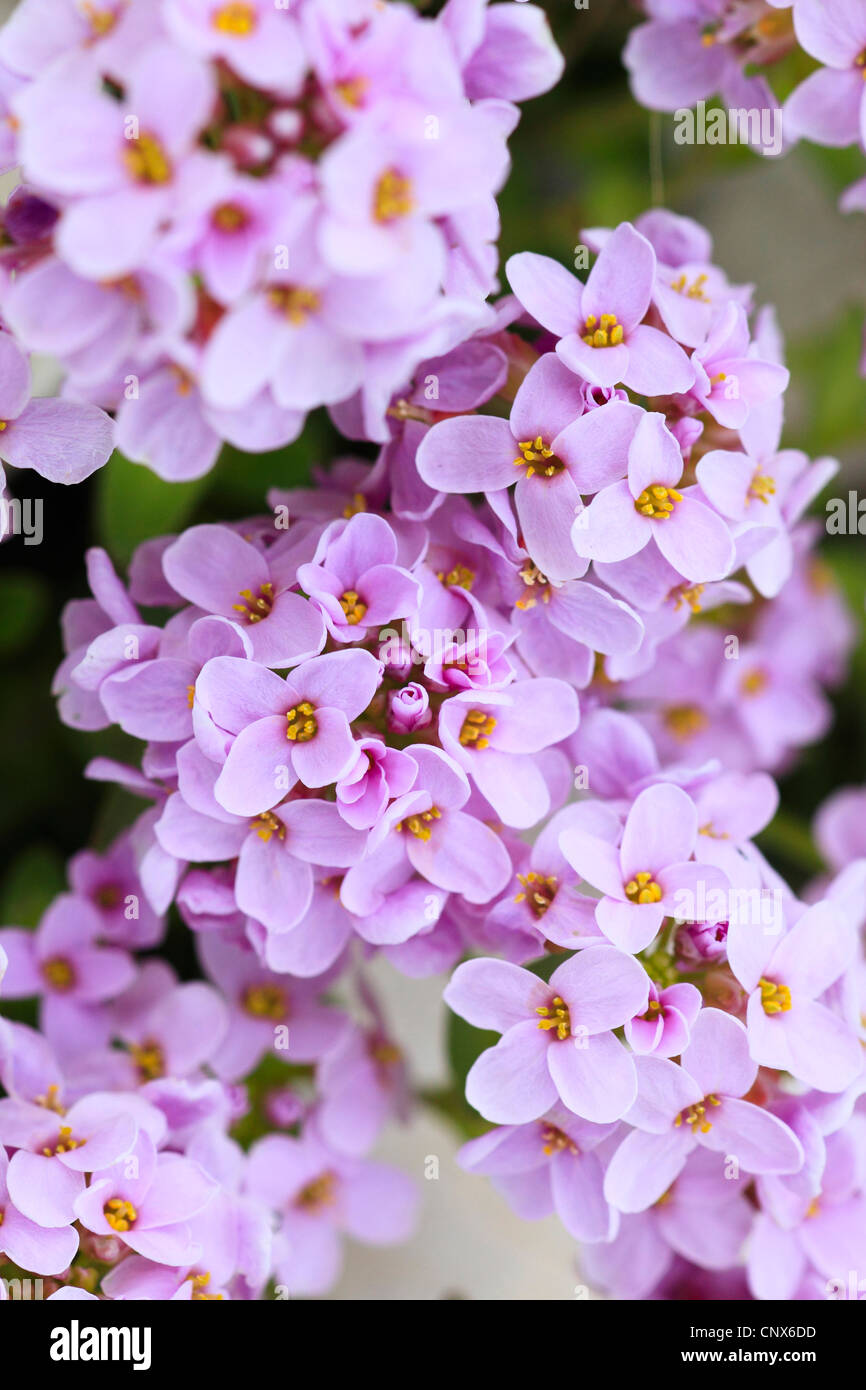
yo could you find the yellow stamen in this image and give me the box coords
[373,169,414,223]
[232,580,274,624]
[759,977,791,1015]
[634,484,683,520]
[536,995,571,1041]
[582,311,624,348]
[458,708,497,751]
[251,810,286,843]
[129,1040,164,1082]
[624,870,662,905]
[513,436,564,479]
[243,984,287,1020]
[104,1197,137,1233]
[268,286,321,326]
[286,700,317,742]
[514,871,557,919]
[394,806,441,842]
[124,133,172,185]
[42,957,75,991]
[339,589,368,625]
[212,2,256,35]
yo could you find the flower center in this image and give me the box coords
[670,582,705,613]
[857,49,866,78]
[296,1172,337,1209]
[42,957,75,991]
[515,872,558,918]
[674,1095,721,1134]
[41,1125,85,1158]
[640,998,663,1022]
[124,132,172,185]
[436,564,475,590]
[129,1040,165,1081]
[268,286,321,325]
[540,1123,578,1156]
[663,704,708,740]
[749,472,776,504]
[759,977,791,1015]
[334,77,370,108]
[394,807,441,841]
[251,810,286,842]
[286,701,317,742]
[458,709,497,750]
[582,312,624,348]
[243,983,288,1020]
[104,1198,137,1233]
[624,871,662,905]
[339,589,368,624]
[232,580,274,624]
[373,169,414,223]
[740,667,768,697]
[212,201,250,233]
[192,1272,223,1300]
[212,2,257,35]
[634,484,683,519]
[670,272,710,302]
[536,995,571,1041]
[95,883,122,909]
[82,3,118,36]
[34,1084,65,1115]
[513,437,565,479]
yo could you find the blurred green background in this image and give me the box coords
[1,0,864,935]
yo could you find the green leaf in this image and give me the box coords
[95,450,212,567]
[0,571,50,657]
[0,844,66,927]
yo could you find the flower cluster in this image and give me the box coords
[0,0,562,481]
[623,1,866,370]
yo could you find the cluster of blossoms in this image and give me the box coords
[0,0,861,1303]
[0,204,852,1300]
[0,0,562,484]
[624,1,866,369]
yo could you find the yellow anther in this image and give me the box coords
[42,1125,85,1158]
[670,272,710,302]
[436,564,475,591]
[582,312,624,348]
[243,984,287,1021]
[286,701,317,742]
[192,1271,224,1300]
[536,995,571,1041]
[749,473,776,504]
[514,872,558,919]
[513,436,563,479]
[104,1197,138,1233]
[82,3,118,36]
[540,1123,578,1157]
[674,1094,720,1135]
[342,492,367,520]
[34,1084,65,1115]
[232,580,274,624]
[268,286,321,325]
[663,704,708,740]
[42,957,75,991]
[212,202,249,233]
[296,1172,337,1209]
[740,668,768,697]
[624,870,663,905]
[124,133,172,185]
[759,977,792,1015]
[186,684,196,709]
[458,709,497,750]
[670,582,705,613]
[373,169,414,223]
[339,589,368,625]
[251,810,286,843]
[129,1040,165,1081]
[212,2,256,35]
[634,485,683,519]
[395,807,441,842]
